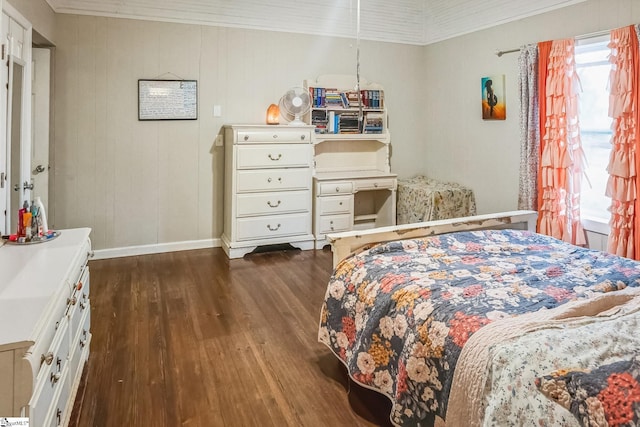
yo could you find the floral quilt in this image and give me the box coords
[318,229,640,426]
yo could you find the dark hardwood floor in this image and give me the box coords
[69,247,392,427]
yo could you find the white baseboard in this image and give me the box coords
[92,238,222,260]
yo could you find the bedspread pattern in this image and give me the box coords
[318,229,640,426]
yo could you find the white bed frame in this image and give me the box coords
[327,210,538,267]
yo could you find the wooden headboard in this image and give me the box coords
[327,210,538,268]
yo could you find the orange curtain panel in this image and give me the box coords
[606,25,640,259]
[538,39,586,245]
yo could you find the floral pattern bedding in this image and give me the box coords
[481,297,640,427]
[536,354,640,427]
[318,229,640,426]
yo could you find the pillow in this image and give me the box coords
[536,356,640,427]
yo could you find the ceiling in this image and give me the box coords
[44,0,587,45]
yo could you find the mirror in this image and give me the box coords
[7,56,26,234]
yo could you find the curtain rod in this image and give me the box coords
[495,28,613,57]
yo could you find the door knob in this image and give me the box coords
[23,181,34,191]
[33,164,46,174]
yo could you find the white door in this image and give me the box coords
[0,11,9,234]
[31,47,50,215]
[0,4,31,235]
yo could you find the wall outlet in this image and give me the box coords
[213,105,222,117]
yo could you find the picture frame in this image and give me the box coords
[481,75,506,120]
[138,79,198,121]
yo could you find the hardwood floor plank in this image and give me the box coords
[71,247,385,426]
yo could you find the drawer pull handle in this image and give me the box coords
[374,183,378,187]
[67,296,77,306]
[50,371,61,384]
[267,200,281,208]
[300,134,306,140]
[267,224,281,231]
[272,134,278,139]
[339,202,343,205]
[336,187,340,192]
[80,301,86,310]
[268,153,282,161]
[41,351,54,365]
[244,135,249,141]
[268,177,282,183]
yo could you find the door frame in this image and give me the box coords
[1,2,32,234]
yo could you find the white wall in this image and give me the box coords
[423,0,640,214]
[24,0,640,250]
[8,0,55,43]
[52,15,425,250]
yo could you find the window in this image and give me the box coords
[575,36,612,222]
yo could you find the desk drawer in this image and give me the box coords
[237,169,310,193]
[237,145,310,169]
[237,191,310,217]
[354,178,396,191]
[318,195,352,215]
[236,213,310,241]
[237,130,310,144]
[318,182,353,195]
[319,214,352,234]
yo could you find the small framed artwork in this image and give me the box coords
[138,79,198,121]
[481,75,506,120]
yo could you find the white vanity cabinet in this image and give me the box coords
[0,228,92,426]
[222,125,315,258]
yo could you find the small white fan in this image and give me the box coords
[279,87,311,125]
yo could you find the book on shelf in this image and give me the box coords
[306,82,386,134]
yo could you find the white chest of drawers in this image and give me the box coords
[0,228,92,426]
[222,125,315,258]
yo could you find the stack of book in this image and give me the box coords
[364,112,384,133]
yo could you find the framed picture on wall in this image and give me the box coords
[481,75,506,120]
[138,79,198,120]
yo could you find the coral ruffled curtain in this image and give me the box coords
[606,25,640,259]
[538,39,586,246]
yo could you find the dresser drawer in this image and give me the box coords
[29,318,70,427]
[69,306,91,391]
[237,145,310,169]
[353,178,397,191]
[237,191,310,217]
[68,268,90,346]
[43,364,71,427]
[318,195,352,215]
[319,214,352,234]
[237,169,310,193]
[318,182,353,195]
[237,130,310,144]
[236,213,310,241]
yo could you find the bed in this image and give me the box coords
[318,211,640,427]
